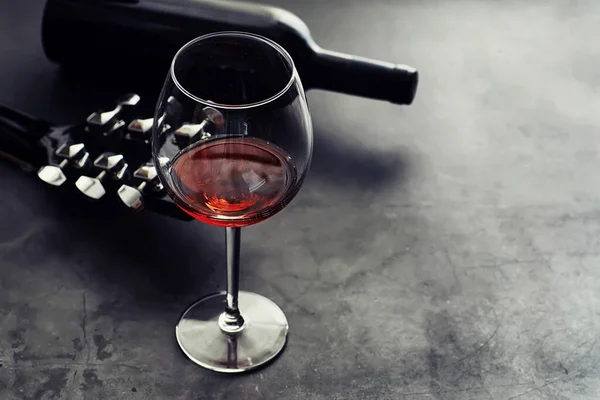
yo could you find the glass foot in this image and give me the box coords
[176,291,289,373]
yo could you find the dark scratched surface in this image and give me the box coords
[2,0,600,398]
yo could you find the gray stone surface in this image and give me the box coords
[2,0,600,398]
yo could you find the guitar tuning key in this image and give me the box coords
[173,123,210,147]
[75,173,107,200]
[86,93,141,136]
[75,152,128,200]
[37,164,67,187]
[37,143,90,186]
[203,107,224,126]
[127,117,153,141]
[55,143,90,169]
[116,93,142,108]
[127,117,170,143]
[173,106,223,148]
[117,164,161,211]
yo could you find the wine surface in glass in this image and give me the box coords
[170,137,297,227]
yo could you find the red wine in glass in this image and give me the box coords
[170,136,297,227]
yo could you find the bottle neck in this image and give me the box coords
[305,47,418,105]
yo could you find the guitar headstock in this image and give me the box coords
[0,93,193,221]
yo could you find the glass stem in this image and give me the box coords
[218,227,246,335]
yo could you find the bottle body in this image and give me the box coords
[42,0,418,104]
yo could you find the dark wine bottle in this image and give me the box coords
[41,0,418,105]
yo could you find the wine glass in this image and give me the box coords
[151,32,313,373]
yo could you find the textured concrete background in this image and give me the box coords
[2,0,600,399]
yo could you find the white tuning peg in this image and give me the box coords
[86,93,141,135]
[75,152,128,200]
[38,165,67,187]
[37,143,90,186]
[117,164,161,211]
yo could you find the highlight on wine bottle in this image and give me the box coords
[152,32,313,228]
